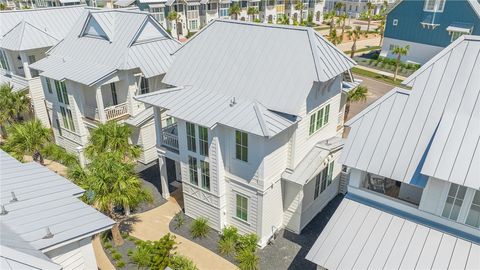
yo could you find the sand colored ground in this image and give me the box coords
[129,189,238,270]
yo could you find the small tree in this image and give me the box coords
[324,11,336,36]
[277,14,289,25]
[345,85,368,121]
[247,7,259,22]
[334,1,345,15]
[170,255,199,270]
[0,3,6,10]
[366,2,374,32]
[328,28,342,45]
[131,234,177,269]
[337,13,348,38]
[294,0,305,24]
[0,83,30,135]
[348,26,361,58]
[391,45,410,81]
[167,11,181,40]
[229,3,241,20]
[4,120,50,164]
[377,18,386,46]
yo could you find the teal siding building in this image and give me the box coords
[380,0,480,64]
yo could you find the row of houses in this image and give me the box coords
[1,3,479,269]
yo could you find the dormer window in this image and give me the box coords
[424,0,445,12]
[82,16,109,40]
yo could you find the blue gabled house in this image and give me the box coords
[380,0,480,64]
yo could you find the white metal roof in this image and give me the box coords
[114,0,136,7]
[282,137,343,185]
[135,86,299,137]
[0,5,87,51]
[0,150,114,266]
[125,106,154,127]
[306,198,480,270]
[340,35,480,190]
[30,9,180,86]
[162,19,355,116]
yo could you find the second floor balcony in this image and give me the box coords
[82,81,130,123]
[84,102,129,122]
[161,123,179,152]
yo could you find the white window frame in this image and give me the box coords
[423,0,445,12]
[200,160,210,191]
[186,122,196,152]
[235,193,249,222]
[235,130,248,162]
[309,103,330,136]
[188,155,198,185]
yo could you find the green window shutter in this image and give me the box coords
[316,108,324,130]
[55,81,63,103]
[324,104,330,125]
[309,113,316,135]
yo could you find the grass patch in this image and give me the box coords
[351,67,405,86]
[344,46,381,55]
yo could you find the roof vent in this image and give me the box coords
[43,227,54,239]
[0,205,8,215]
[10,192,18,203]
[230,97,237,107]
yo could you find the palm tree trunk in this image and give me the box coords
[379,34,384,46]
[350,41,356,58]
[341,19,346,37]
[394,55,400,82]
[367,17,371,32]
[124,204,131,216]
[175,19,180,40]
[111,223,124,246]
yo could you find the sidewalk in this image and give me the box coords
[354,64,408,81]
[129,190,238,270]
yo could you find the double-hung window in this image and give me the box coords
[200,160,210,191]
[59,106,75,132]
[442,183,467,221]
[0,50,9,71]
[186,122,196,152]
[424,0,445,12]
[313,161,334,200]
[45,78,52,94]
[314,174,321,199]
[198,126,208,156]
[235,130,248,162]
[326,161,334,186]
[466,190,480,228]
[140,77,149,94]
[55,80,69,105]
[309,104,330,135]
[188,156,198,185]
[236,194,248,221]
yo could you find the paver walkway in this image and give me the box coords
[129,190,237,270]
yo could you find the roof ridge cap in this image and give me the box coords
[253,101,270,137]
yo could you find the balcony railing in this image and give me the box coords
[161,124,179,151]
[84,102,129,122]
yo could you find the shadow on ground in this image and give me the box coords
[134,161,167,213]
[258,195,344,270]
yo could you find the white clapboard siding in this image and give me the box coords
[28,77,50,127]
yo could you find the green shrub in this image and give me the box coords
[170,255,199,270]
[236,249,259,270]
[112,252,122,260]
[190,217,210,238]
[222,226,239,241]
[130,233,177,269]
[237,233,259,252]
[103,242,112,249]
[116,260,126,268]
[173,211,185,229]
[218,236,237,256]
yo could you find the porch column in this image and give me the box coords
[158,155,170,199]
[19,52,32,79]
[153,107,163,147]
[76,146,86,168]
[95,86,107,123]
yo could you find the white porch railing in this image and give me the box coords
[161,124,179,151]
[1,69,29,91]
[83,102,129,122]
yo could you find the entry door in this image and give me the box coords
[110,82,118,105]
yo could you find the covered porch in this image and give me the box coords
[82,81,130,122]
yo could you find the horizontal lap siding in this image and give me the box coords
[283,182,303,233]
[137,119,157,164]
[227,179,258,235]
[259,179,284,244]
[183,185,221,231]
[29,77,50,127]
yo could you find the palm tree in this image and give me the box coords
[344,86,368,121]
[324,11,336,35]
[348,26,361,58]
[78,151,152,246]
[229,3,241,20]
[337,13,348,38]
[334,1,344,15]
[294,0,305,24]
[0,3,6,10]
[377,18,386,46]
[85,121,141,161]
[0,83,30,135]
[247,7,259,22]
[391,45,410,81]
[167,11,181,40]
[366,2,374,32]
[328,28,342,45]
[4,120,51,164]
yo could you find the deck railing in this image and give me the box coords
[84,102,129,122]
[161,124,179,151]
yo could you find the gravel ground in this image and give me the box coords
[102,234,139,270]
[258,195,344,270]
[133,162,167,214]
[168,214,238,265]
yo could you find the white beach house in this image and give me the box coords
[136,20,357,246]
[0,5,87,127]
[307,35,480,269]
[29,9,181,164]
[0,150,114,269]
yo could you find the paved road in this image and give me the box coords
[346,74,398,121]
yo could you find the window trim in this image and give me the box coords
[186,122,197,153]
[235,130,248,162]
[235,193,248,222]
[45,78,52,94]
[198,126,209,157]
[465,190,480,228]
[441,183,467,221]
[423,0,445,12]
[200,160,210,191]
[188,156,198,185]
[309,104,330,136]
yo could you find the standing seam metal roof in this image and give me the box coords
[340,35,480,190]
[162,19,355,116]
